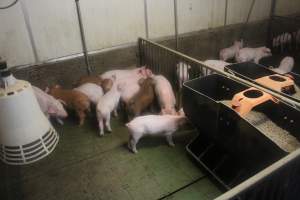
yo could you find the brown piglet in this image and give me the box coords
[47,85,91,126]
[126,78,155,118]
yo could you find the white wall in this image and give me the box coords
[275,0,300,16]
[226,0,272,25]
[80,0,145,51]
[22,0,82,61]
[147,0,175,39]
[0,0,298,68]
[0,1,35,67]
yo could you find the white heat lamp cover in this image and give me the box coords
[0,80,59,165]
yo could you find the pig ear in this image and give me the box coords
[58,99,67,106]
[138,78,145,85]
[146,69,153,77]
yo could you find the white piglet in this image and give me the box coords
[235,46,272,64]
[96,76,121,136]
[126,109,186,153]
[272,56,295,74]
[176,62,191,88]
[74,83,104,105]
[33,86,68,124]
[151,75,176,115]
[100,66,147,82]
[203,60,231,75]
[219,40,243,61]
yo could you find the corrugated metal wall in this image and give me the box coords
[0,0,299,68]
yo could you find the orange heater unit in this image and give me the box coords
[231,87,278,116]
[255,74,295,95]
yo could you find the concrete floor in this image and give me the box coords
[0,113,222,200]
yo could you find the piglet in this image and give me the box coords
[177,62,191,88]
[126,78,155,118]
[74,75,102,87]
[219,40,243,61]
[47,85,90,126]
[271,56,294,74]
[96,76,122,136]
[100,66,147,82]
[74,83,104,105]
[203,60,231,75]
[101,78,113,93]
[126,109,186,153]
[75,75,113,93]
[33,86,68,124]
[151,75,176,115]
[235,46,272,64]
[118,68,152,104]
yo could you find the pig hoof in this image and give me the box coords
[169,143,175,147]
[107,129,112,133]
[127,142,131,149]
[99,132,104,137]
[132,149,138,154]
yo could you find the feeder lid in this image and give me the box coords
[0,61,7,70]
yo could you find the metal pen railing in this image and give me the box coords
[138,37,300,199]
[138,37,300,109]
[267,15,300,53]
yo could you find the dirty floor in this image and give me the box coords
[0,114,222,200]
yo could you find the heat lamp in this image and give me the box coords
[0,61,59,165]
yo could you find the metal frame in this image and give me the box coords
[174,0,179,51]
[75,0,92,75]
[138,37,300,109]
[138,37,300,199]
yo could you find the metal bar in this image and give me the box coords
[174,0,179,51]
[75,0,92,75]
[215,148,300,200]
[224,0,228,26]
[20,1,39,63]
[143,0,149,39]
[266,0,277,46]
[138,37,300,109]
[240,0,256,39]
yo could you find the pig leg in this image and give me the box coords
[77,110,86,126]
[130,134,142,153]
[113,108,118,117]
[105,113,112,132]
[166,133,175,147]
[98,118,104,136]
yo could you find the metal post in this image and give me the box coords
[174,0,179,51]
[20,1,39,63]
[143,0,149,39]
[224,0,228,26]
[267,0,277,46]
[75,0,92,75]
[240,0,256,39]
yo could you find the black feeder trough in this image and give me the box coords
[225,62,300,98]
[182,74,300,189]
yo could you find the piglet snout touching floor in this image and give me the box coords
[47,85,90,126]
